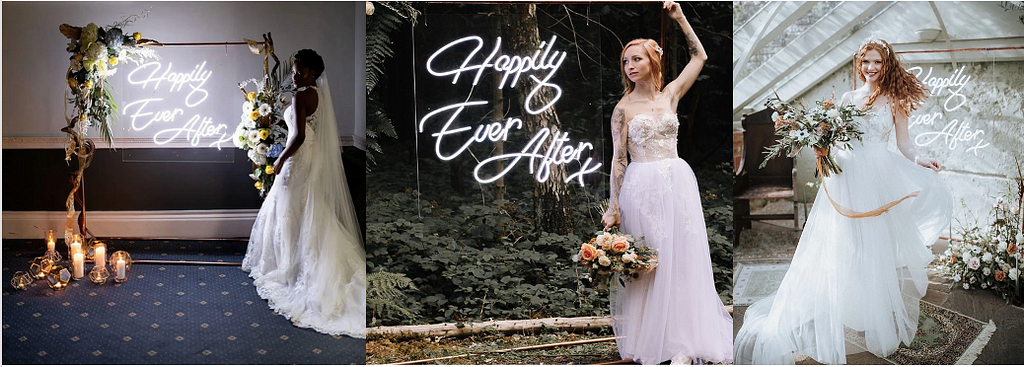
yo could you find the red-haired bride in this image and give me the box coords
[601,1,733,364]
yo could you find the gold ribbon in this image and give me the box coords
[817,156,919,218]
[244,38,274,76]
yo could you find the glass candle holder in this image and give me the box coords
[46,266,72,291]
[72,252,86,280]
[45,229,56,252]
[11,271,33,290]
[69,234,83,260]
[109,250,132,283]
[88,241,107,264]
[88,263,110,284]
[30,256,55,280]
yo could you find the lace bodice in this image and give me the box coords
[627,112,679,163]
[287,86,320,132]
[857,102,894,143]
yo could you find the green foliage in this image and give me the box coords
[365,1,419,171]
[367,271,421,326]
[367,158,734,326]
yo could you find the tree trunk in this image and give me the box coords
[492,7,507,201]
[368,316,612,339]
[501,4,573,234]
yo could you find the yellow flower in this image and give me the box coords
[80,114,88,123]
[109,57,118,66]
[265,165,274,175]
[68,78,78,88]
[258,128,270,140]
[84,80,93,89]
[247,91,257,102]
[74,54,83,61]
[254,181,263,190]
[133,32,142,40]
[250,110,260,120]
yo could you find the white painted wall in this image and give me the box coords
[793,60,1024,230]
[1,1,365,149]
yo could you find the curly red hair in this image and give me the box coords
[853,38,929,118]
[620,39,664,94]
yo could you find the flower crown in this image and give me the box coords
[859,36,890,55]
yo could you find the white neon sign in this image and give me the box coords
[419,35,601,186]
[908,65,990,155]
[122,61,232,148]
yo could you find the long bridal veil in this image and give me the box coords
[289,72,366,337]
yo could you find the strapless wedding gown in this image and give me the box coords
[242,86,366,338]
[734,103,952,364]
[612,112,734,364]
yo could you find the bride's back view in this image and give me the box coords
[243,49,366,338]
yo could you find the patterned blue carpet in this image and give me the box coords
[2,239,365,364]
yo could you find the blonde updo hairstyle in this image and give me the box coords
[620,38,665,94]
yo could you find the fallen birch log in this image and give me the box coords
[369,306,732,339]
[393,336,617,365]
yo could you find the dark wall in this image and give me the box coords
[2,147,366,229]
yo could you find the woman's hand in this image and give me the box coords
[273,157,286,175]
[664,1,685,23]
[601,207,621,230]
[917,156,941,172]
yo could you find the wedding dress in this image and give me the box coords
[242,74,366,338]
[612,112,734,365]
[734,102,952,364]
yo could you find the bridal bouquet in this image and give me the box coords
[759,92,868,177]
[575,228,658,287]
[234,75,289,197]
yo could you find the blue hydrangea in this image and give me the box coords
[267,143,284,158]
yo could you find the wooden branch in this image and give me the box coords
[369,316,612,339]
[370,307,733,340]
[392,336,617,365]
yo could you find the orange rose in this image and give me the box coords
[580,243,597,262]
[996,270,1006,282]
[610,237,630,253]
[949,254,957,264]
[1008,243,1018,255]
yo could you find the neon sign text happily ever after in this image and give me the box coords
[418,35,601,186]
[907,65,990,155]
[122,61,232,148]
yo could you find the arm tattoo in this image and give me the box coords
[684,31,699,58]
[609,107,629,210]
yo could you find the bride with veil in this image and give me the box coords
[242,49,366,338]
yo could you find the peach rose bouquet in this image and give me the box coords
[574,228,658,287]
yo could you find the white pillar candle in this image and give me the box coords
[94,246,106,269]
[70,242,82,255]
[73,253,85,278]
[47,240,55,253]
[116,259,126,280]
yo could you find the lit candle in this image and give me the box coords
[73,253,85,278]
[116,259,126,280]
[70,242,82,255]
[47,240,55,253]
[94,246,106,269]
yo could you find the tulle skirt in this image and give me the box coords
[613,158,734,365]
[242,142,367,338]
[734,142,952,364]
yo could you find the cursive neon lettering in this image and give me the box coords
[123,61,230,148]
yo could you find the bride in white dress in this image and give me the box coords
[601,2,733,364]
[734,38,953,364]
[242,49,366,338]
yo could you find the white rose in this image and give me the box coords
[983,267,991,276]
[243,101,255,115]
[248,149,267,166]
[596,233,613,249]
[622,253,635,263]
[968,257,981,270]
[1009,268,1020,281]
[998,241,1008,252]
[826,109,839,118]
[598,256,611,267]
[1016,233,1023,244]
[596,249,606,258]
[258,103,271,117]
[982,252,993,263]
[953,273,961,282]
[232,125,247,149]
